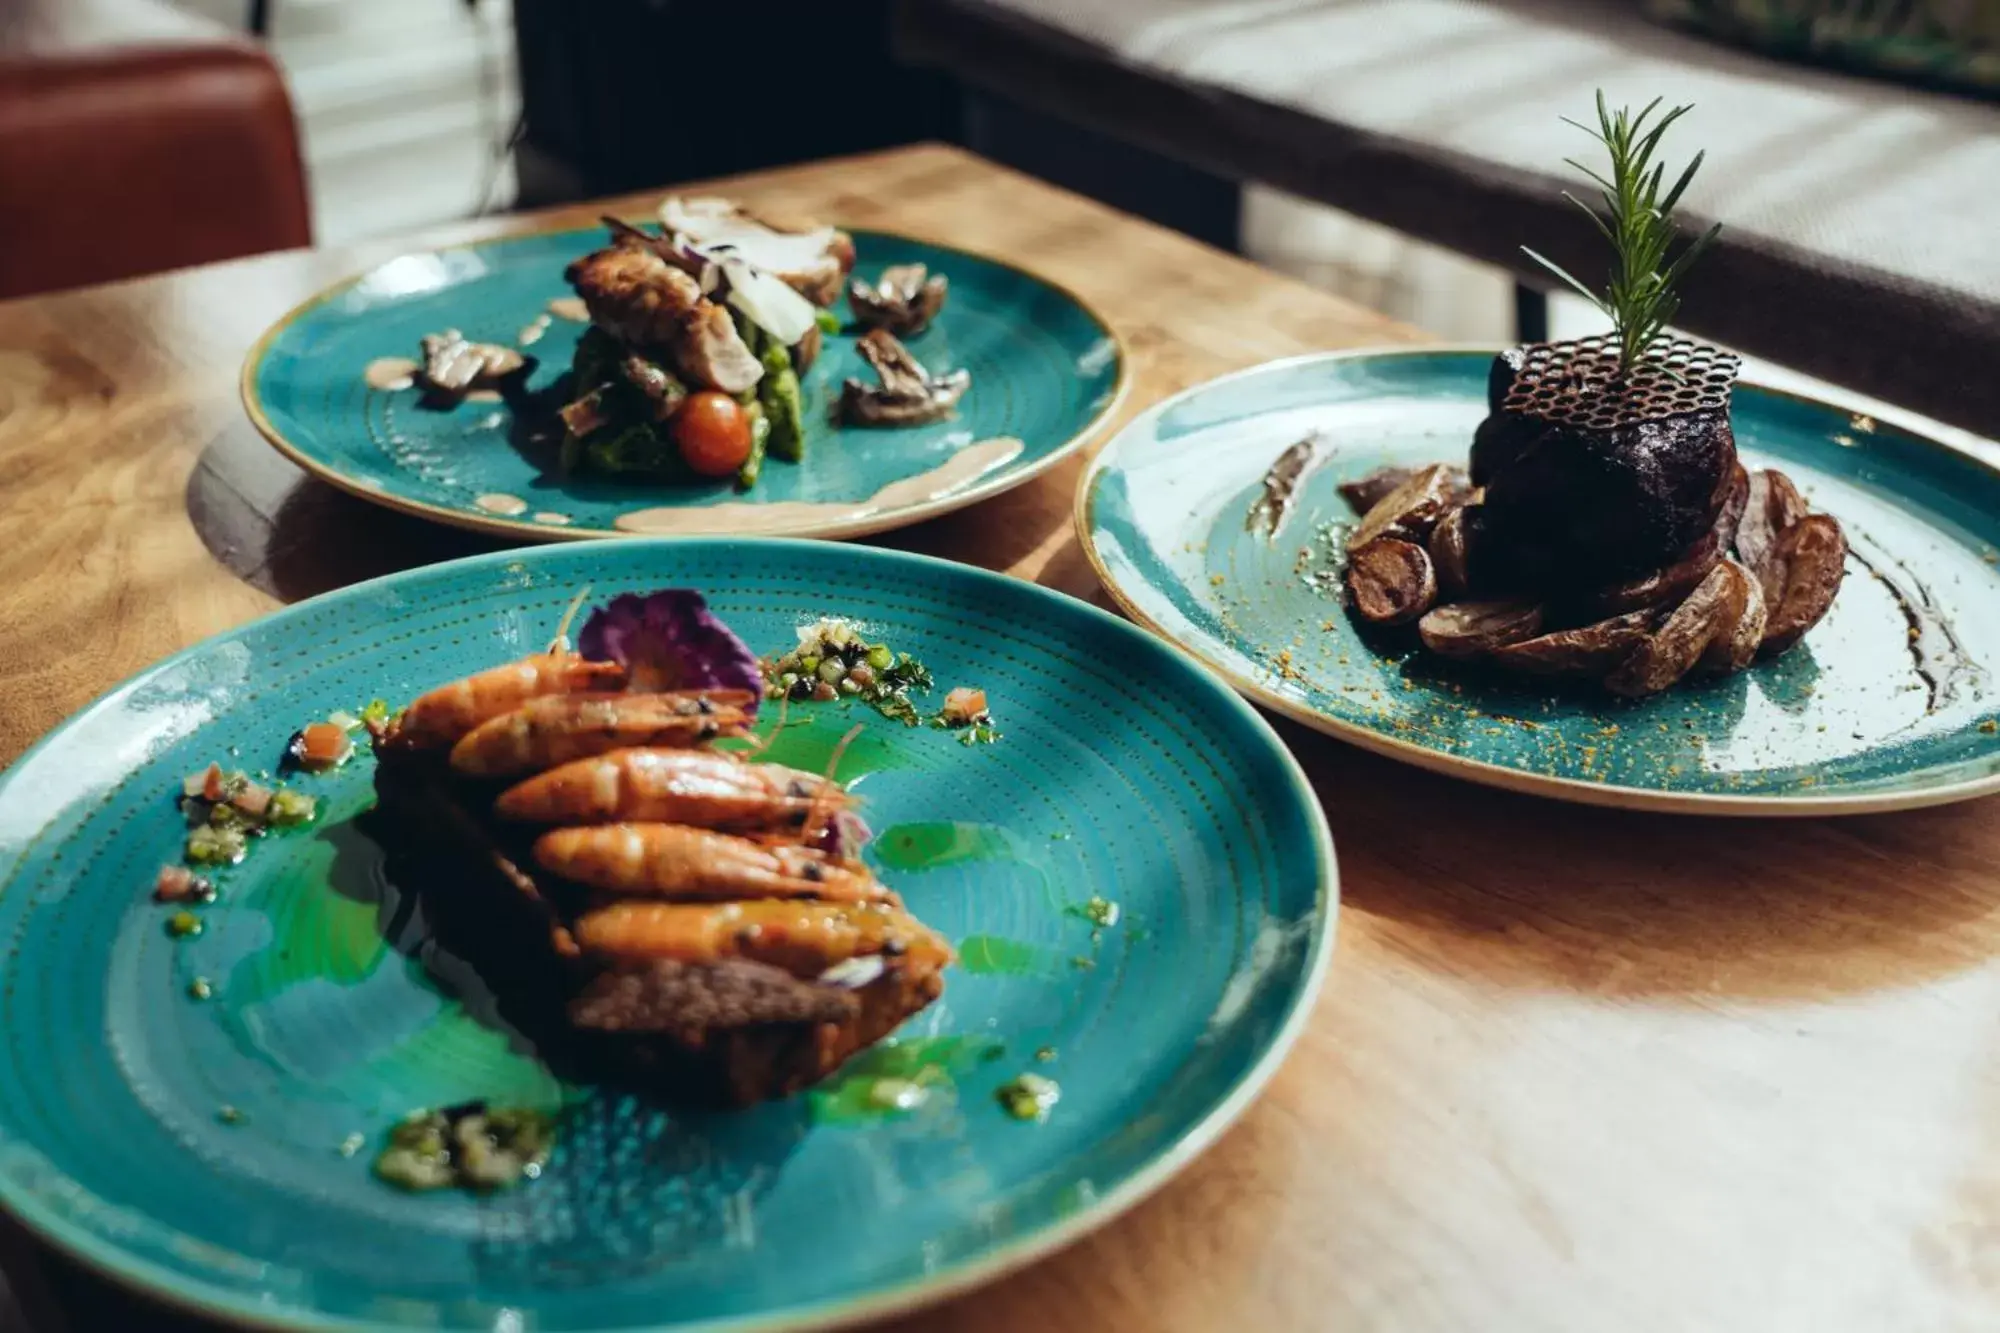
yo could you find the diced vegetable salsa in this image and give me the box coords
[762,619,936,725]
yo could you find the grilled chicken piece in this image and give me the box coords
[564,243,706,349]
[675,303,764,395]
[839,329,970,427]
[563,241,764,394]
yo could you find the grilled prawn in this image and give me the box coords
[391,653,627,751]
[495,748,847,829]
[572,898,954,978]
[448,690,756,778]
[533,823,893,904]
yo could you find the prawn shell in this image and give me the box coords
[392,653,627,750]
[448,690,756,778]
[495,748,846,829]
[572,898,955,979]
[531,823,895,905]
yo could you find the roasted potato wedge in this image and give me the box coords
[1605,563,1738,698]
[1760,514,1847,655]
[1696,559,1767,675]
[1428,504,1475,600]
[1347,538,1438,625]
[1488,609,1655,678]
[1713,463,1751,554]
[1735,469,1809,605]
[1339,466,1418,516]
[1418,600,1544,659]
[1584,528,1724,617]
[1349,464,1463,551]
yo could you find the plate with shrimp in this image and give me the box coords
[241,205,1127,543]
[0,538,1333,1331]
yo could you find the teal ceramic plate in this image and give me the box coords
[0,539,1333,1330]
[1079,348,2000,815]
[243,228,1125,542]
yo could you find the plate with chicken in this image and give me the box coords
[242,199,1125,541]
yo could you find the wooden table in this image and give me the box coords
[2,143,1997,1333]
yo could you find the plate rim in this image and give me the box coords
[238,223,1132,544]
[0,536,1338,1332]
[1075,343,2000,817]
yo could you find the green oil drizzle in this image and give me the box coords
[872,821,1029,872]
[810,1035,1003,1126]
[222,827,389,1013]
[723,713,906,781]
[957,934,1057,977]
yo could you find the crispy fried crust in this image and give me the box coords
[372,745,944,1107]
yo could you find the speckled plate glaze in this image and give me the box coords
[0,539,1333,1330]
[1080,348,2000,815]
[242,227,1125,541]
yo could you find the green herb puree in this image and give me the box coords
[996,1073,1061,1122]
[374,1104,555,1193]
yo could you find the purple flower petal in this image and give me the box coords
[578,590,762,708]
[810,810,873,860]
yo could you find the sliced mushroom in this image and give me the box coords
[1759,514,1848,656]
[839,328,971,427]
[1347,538,1437,625]
[1417,600,1544,659]
[418,329,525,397]
[1489,609,1657,678]
[557,387,611,437]
[1349,464,1463,552]
[848,263,950,336]
[1428,505,1475,599]
[1697,558,1768,675]
[1605,562,1739,698]
[620,354,688,421]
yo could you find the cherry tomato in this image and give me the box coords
[673,392,753,477]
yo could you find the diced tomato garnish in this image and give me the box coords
[942,688,987,723]
[153,865,195,902]
[231,782,274,818]
[298,721,352,769]
[199,763,226,802]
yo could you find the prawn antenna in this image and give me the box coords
[800,723,863,850]
[736,691,789,758]
[547,584,593,654]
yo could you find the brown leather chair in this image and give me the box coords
[0,0,311,300]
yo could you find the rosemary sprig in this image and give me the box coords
[1523,91,1722,373]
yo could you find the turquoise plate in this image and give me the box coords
[0,539,1333,1330]
[1079,348,2000,815]
[243,228,1125,542]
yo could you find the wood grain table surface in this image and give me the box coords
[2,143,1998,1333]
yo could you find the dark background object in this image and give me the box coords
[507,0,1239,252]
[510,0,958,206]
